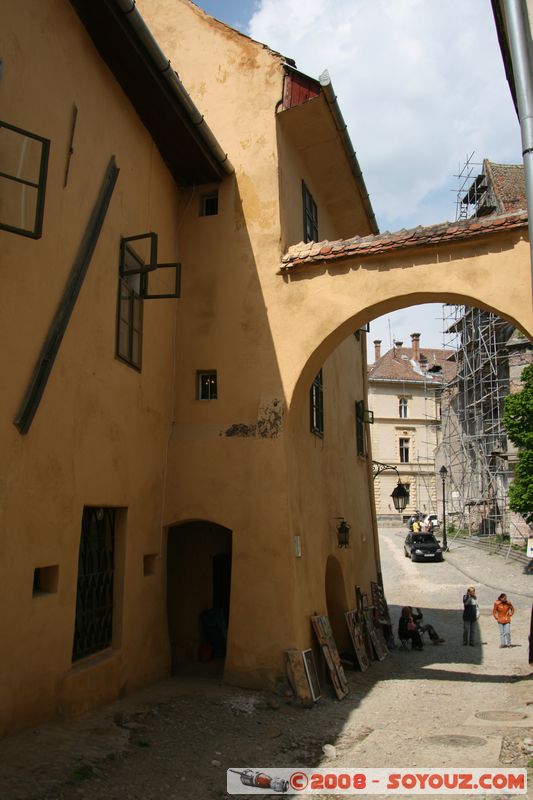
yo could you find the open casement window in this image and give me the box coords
[310,369,324,436]
[116,233,181,370]
[0,120,50,238]
[302,180,318,243]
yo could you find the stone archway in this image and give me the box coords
[272,214,531,411]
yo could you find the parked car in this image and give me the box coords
[423,513,440,529]
[404,533,444,562]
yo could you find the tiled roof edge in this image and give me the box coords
[279,210,528,272]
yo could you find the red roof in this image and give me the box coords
[279,210,527,272]
[485,161,526,213]
[368,345,456,384]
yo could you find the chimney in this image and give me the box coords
[411,332,421,362]
[373,340,382,361]
[392,340,403,358]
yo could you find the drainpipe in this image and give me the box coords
[319,70,379,235]
[114,0,233,176]
[502,0,533,293]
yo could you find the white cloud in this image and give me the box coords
[248,0,522,232]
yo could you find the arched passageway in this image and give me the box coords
[325,555,351,654]
[167,520,232,671]
[273,214,531,411]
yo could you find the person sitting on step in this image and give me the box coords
[410,607,445,644]
[398,606,424,651]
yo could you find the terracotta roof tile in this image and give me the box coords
[486,161,526,213]
[368,346,456,384]
[280,210,527,272]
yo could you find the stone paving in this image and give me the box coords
[0,528,531,800]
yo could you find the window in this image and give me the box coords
[33,565,59,596]
[200,192,219,216]
[198,371,217,400]
[310,369,324,436]
[399,437,410,463]
[117,243,145,370]
[356,400,366,456]
[72,507,115,661]
[399,398,408,418]
[115,233,180,371]
[0,120,50,238]
[302,180,318,243]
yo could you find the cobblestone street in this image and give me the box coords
[1,528,531,800]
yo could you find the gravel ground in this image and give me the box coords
[1,528,531,800]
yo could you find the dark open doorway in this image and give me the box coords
[167,521,232,673]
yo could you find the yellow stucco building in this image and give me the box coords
[1,0,381,736]
[2,0,531,739]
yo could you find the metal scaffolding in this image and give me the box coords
[438,305,516,538]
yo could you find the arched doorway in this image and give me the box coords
[325,555,350,654]
[167,520,232,671]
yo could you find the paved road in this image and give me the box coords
[1,528,531,800]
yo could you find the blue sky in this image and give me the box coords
[193,1,522,350]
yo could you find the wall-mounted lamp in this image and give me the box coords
[390,482,409,513]
[336,519,351,548]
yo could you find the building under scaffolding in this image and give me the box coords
[438,306,532,540]
[438,159,531,542]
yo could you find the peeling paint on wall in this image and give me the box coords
[221,398,283,438]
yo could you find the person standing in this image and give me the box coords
[463,586,479,646]
[493,593,515,648]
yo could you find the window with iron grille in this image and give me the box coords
[198,371,217,400]
[356,400,366,456]
[0,120,50,238]
[310,369,324,436]
[72,507,115,662]
[302,180,318,243]
[399,397,408,418]
[399,437,410,463]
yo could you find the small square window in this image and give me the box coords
[198,371,217,400]
[33,565,59,596]
[200,193,218,216]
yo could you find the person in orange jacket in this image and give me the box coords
[492,593,515,648]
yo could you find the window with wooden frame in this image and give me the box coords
[116,233,180,371]
[0,120,50,238]
[399,437,410,463]
[302,180,318,243]
[399,397,408,418]
[310,369,324,436]
[198,371,217,400]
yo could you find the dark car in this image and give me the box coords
[404,533,444,562]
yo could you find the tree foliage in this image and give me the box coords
[503,363,533,523]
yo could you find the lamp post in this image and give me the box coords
[439,465,448,551]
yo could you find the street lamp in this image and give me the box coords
[373,462,410,513]
[390,481,409,513]
[439,465,448,551]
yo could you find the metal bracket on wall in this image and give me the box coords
[14,156,120,434]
